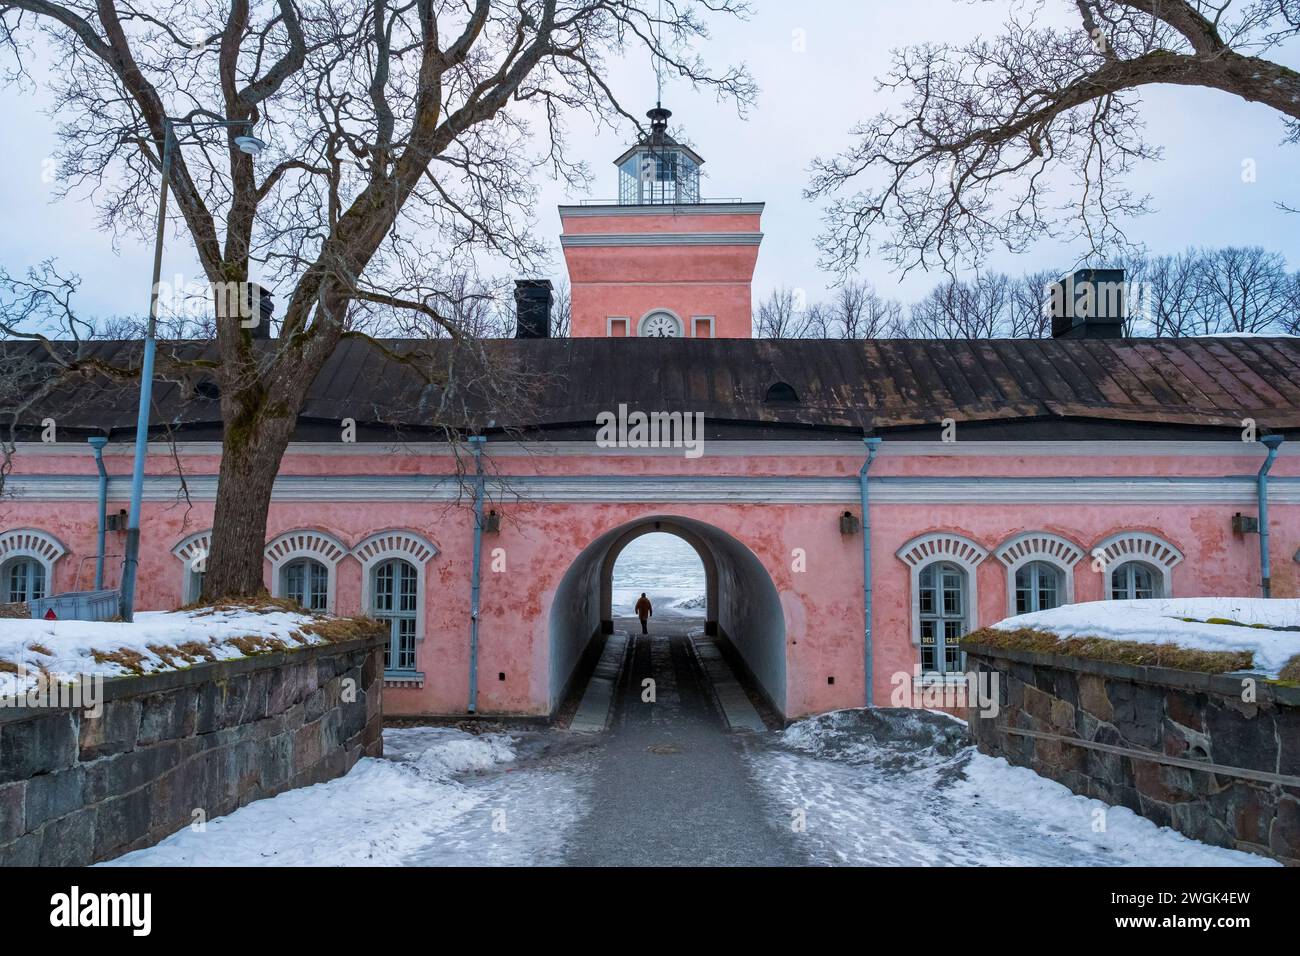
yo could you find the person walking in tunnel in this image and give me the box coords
[635,592,653,634]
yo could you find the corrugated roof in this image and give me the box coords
[5,336,1300,439]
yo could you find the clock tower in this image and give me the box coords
[559,106,763,339]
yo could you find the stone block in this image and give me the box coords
[0,780,25,842]
[0,712,77,782]
[24,766,85,829]
[1077,674,1113,722]
[79,698,141,760]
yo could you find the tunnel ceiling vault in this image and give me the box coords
[547,513,789,717]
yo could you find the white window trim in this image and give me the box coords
[353,530,438,649]
[995,532,1084,613]
[1094,531,1182,599]
[265,529,349,613]
[636,308,685,337]
[171,530,211,603]
[690,315,716,338]
[606,316,630,337]
[0,528,66,600]
[896,532,988,648]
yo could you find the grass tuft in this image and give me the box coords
[962,626,1255,674]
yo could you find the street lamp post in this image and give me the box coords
[119,115,265,621]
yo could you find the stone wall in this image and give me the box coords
[0,631,385,866]
[964,642,1300,865]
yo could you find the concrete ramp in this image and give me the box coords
[689,633,768,733]
[567,631,630,733]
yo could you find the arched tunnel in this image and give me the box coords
[547,514,787,717]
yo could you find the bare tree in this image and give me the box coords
[1197,246,1294,334]
[807,1,1300,274]
[549,277,572,339]
[0,0,755,598]
[753,286,814,338]
[904,272,1013,338]
[815,280,903,338]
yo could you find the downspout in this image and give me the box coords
[1257,434,1284,598]
[467,435,487,713]
[860,436,882,707]
[88,436,108,590]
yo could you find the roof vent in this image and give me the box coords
[764,382,799,404]
[1050,268,1126,339]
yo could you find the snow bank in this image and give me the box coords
[0,606,332,698]
[990,598,1300,678]
[105,727,518,867]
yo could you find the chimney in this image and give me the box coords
[1050,268,1126,339]
[514,279,553,339]
[246,284,274,340]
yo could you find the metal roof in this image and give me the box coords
[5,336,1300,441]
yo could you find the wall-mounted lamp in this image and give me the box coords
[483,509,501,534]
[1231,512,1259,535]
[839,510,861,535]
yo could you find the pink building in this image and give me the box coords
[3,109,1299,721]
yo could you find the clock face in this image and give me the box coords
[640,312,684,338]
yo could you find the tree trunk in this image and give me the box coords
[202,409,298,599]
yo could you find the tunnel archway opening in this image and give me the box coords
[548,514,786,718]
[609,531,708,634]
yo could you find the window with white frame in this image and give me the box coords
[1015,560,1064,614]
[372,558,418,673]
[0,529,66,606]
[1110,561,1160,600]
[918,562,968,675]
[897,532,988,678]
[1095,532,1181,600]
[172,530,211,604]
[283,558,329,612]
[2,558,46,604]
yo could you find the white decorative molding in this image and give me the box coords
[896,532,988,648]
[264,529,349,613]
[558,202,765,217]
[995,532,1085,568]
[0,529,67,595]
[1092,531,1184,571]
[896,532,989,569]
[1093,531,1183,599]
[352,530,437,645]
[606,316,630,337]
[995,532,1085,610]
[559,232,763,247]
[6,473,1299,505]
[352,530,437,566]
[0,528,67,566]
[171,530,212,603]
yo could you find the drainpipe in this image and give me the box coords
[88,436,109,590]
[467,435,487,713]
[1257,435,1284,598]
[860,436,882,707]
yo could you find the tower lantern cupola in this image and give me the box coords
[615,106,703,205]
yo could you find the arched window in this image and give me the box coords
[352,530,437,682]
[1094,532,1181,600]
[372,559,418,673]
[1111,561,1160,600]
[3,558,46,604]
[0,528,66,605]
[283,558,330,612]
[1014,561,1064,614]
[897,532,988,677]
[918,562,968,675]
[172,531,211,604]
[265,530,347,613]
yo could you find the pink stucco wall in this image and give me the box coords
[3,442,1297,720]
[560,207,761,338]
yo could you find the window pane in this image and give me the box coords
[1110,566,1126,600]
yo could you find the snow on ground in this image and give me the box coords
[0,606,333,698]
[105,727,593,867]
[611,531,706,619]
[746,709,1276,867]
[991,598,1300,678]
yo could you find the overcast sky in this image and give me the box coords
[1,0,1297,320]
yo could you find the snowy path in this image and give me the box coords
[109,634,1274,868]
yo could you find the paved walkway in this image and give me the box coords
[563,619,803,866]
